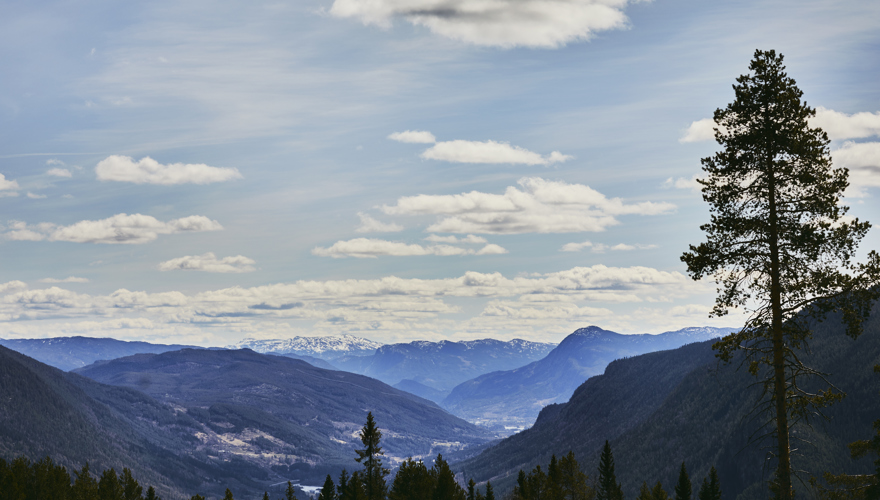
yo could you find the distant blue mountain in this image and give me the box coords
[0,336,198,371]
[332,338,557,399]
[441,326,737,430]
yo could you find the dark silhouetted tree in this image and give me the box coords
[356,412,389,500]
[652,482,669,500]
[674,464,692,500]
[390,459,434,500]
[597,441,623,500]
[320,474,339,500]
[681,48,880,500]
[698,467,721,500]
[485,482,495,500]
[432,454,465,500]
[144,486,159,500]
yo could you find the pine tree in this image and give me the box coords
[697,467,721,500]
[144,486,159,500]
[652,483,669,500]
[190,495,206,500]
[356,412,389,500]
[121,468,143,500]
[468,479,477,500]
[263,493,270,500]
[99,468,125,500]
[638,482,652,500]
[72,463,99,500]
[224,488,235,500]
[681,49,880,500]
[559,451,593,500]
[485,482,495,500]
[597,441,623,500]
[319,474,339,500]
[432,454,466,500]
[674,464,692,500]
[339,470,350,500]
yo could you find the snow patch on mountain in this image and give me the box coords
[228,335,382,358]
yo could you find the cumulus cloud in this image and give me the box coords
[663,175,702,192]
[832,141,880,197]
[388,130,437,143]
[0,281,27,295]
[39,276,90,283]
[682,108,880,144]
[421,140,572,166]
[158,252,256,273]
[330,0,637,48]
[561,241,655,252]
[679,118,716,143]
[47,168,73,178]
[382,177,675,234]
[4,214,223,244]
[312,238,507,258]
[0,173,19,191]
[26,192,47,199]
[812,107,880,140]
[95,155,243,185]
[356,212,404,233]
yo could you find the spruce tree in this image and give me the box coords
[432,454,466,500]
[485,482,495,500]
[674,464,692,500]
[224,488,235,500]
[121,468,143,500]
[144,486,159,500]
[468,479,477,500]
[651,483,669,500]
[697,468,721,500]
[320,474,339,500]
[339,471,350,500]
[263,493,270,500]
[356,412,389,500]
[72,463,99,500]
[597,441,623,500]
[638,482,652,500]
[190,495,206,500]
[681,49,880,500]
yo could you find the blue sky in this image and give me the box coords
[1,0,879,346]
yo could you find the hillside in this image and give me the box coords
[453,309,880,500]
[331,338,557,402]
[0,336,198,371]
[75,348,493,482]
[442,326,735,428]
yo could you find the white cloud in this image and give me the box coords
[679,118,716,143]
[421,140,572,166]
[46,159,65,166]
[424,234,487,244]
[0,281,27,295]
[561,240,593,252]
[812,107,880,140]
[312,238,508,258]
[832,141,880,197]
[330,0,636,48]
[95,155,243,185]
[26,192,47,199]
[0,173,19,191]
[356,212,404,233]
[561,240,655,252]
[158,252,256,273]
[388,130,436,144]
[383,177,675,234]
[47,168,73,178]
[39,277,90,283]
[663,175,702,192]
[4,214,223,244]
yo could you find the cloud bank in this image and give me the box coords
[356,213,404,233]
[421,140,572,165]
[96,155,243,185]
[330,0,637,48]
[382,177,675,234]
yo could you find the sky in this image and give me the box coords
[1,0,879,346]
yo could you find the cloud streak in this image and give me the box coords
[158,253,256,273]
[4,214,223,244]
[96,155,243,185]
[312,238,508,258]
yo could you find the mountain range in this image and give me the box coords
[0,345,492,498]
[331,338,557,401]
[227,335,383,360]
[454,310,880,500]
[441,326,737,429]
[0,336,198,371]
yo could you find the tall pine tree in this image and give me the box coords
[681,49,880,500]
[597,441,623,500]
[674,464,692,500]
[356,412,389,500]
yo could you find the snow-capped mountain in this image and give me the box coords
[227,334,382,359]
